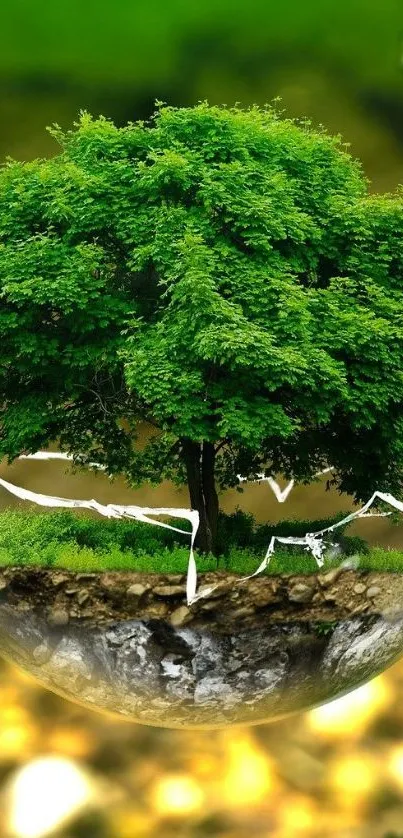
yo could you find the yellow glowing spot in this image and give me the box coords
[151,773,204,817]
[0,705,30,725]
[47,727,95,759]
[329,755,376,807]
[115,808,155,838]
[388,745,403,787]
[191,754,218,777]
[222,735,275,806]
[0,724,35,758]
[307,676,391,736]
[0,686,21,705]
[290,808,362,836]
[278,795,315,834]
[7,756,93,837]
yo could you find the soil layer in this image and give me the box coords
[0,566,402,632]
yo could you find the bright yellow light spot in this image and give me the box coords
[388,745,403,788]
[0,686,21,705]
[307,677,391,736]
[290,807,362,836]
[329,755,376,807]
[115,808,154,838]
[222,735,274,806]
[0,724,34,758]
[7,756,93,837]
[47,727,95,759]
[151,774,204,817]
[192,754,218,777]
[278,795,315,834]
[0,705,30,725]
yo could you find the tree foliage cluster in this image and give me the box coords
[0,103,403,552]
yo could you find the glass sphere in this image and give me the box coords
[1,454,403,728]
[0,559,402,728]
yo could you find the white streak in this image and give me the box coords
[236,466,333,503]
[10,452,402,605]
[0,473,200,605]
[19,452,107,471]
[236,472,294,502]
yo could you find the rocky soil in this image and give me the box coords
[1,567,403,727]
[0,566,402,631]
[0,605,402,728]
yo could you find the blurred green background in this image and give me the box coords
[1,0,403,194]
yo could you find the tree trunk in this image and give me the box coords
[181,438,219,558]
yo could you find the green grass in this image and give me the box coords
[0,507,401,576]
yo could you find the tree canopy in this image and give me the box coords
[0,102,403,553]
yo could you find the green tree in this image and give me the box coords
[0,102,403,555]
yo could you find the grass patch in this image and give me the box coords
[0,507,401,575]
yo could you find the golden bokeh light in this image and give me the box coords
[0,724,36,760]
[221,733,276,806]
[6,756,94,838]
[328,753,378,809]
[0,654,401,837]
[114,808,156,838]
[306,676,392,737]
[276,794,316,835]
[190,753,218,777]
[387,745,403,789]
[46,727,96,759]
[150,773,205,817]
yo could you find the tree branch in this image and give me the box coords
[214,439,229,454]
